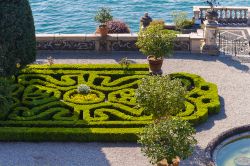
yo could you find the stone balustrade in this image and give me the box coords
[36,33,203,53]
[193,6,250,26]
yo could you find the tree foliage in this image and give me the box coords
[135,75,186,119]
[138,118,197,164]
[0,0,36,77]
[136,25,177,59]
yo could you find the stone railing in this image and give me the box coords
[36,33,203,53]
[193,6,250,26]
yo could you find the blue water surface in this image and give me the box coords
[30,0,250,34]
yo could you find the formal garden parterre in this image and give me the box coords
[0,64,220,142]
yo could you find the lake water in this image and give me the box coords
[30,0,250,34]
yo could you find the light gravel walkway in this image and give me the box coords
[2,51,250,166]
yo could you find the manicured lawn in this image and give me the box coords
[0,64,220,142]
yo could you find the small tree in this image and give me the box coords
[136,25,177,59]
[138,118,197,165]
[0,0,36,77]
[135,75,186,119]
[94,7,113,24]
[136,76,197,165]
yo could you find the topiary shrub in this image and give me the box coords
[138,118,197,165]
[0,0,36,77]
[106,20,130,33]
[135,75,187,119]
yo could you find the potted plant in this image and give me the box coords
[138,118,197,166]
[136,75,197,165]
[136,24,177,74]
[205,0,219,23]
[106,20,130,34]
[94,7,113,37]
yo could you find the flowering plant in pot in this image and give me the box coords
[205,0,220,22]
[106,20,130,34]
[136,76,197,166]
[94,7,113,37]
[136,24,177,74]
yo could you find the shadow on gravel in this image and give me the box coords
[181,146,208,166]
[0,142,111,166]
[172,53,250,73]
[196,96,226,132]
[37,50,145,60]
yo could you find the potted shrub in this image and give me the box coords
[136,75,197,165]
[106,20,130,34]
[94,7,113,37]
[138,118,197,166]
[136,24,177,74]
[205,0,219,23]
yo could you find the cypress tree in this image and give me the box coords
[0,0,36,77]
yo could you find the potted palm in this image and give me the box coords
[136,76,197,166]
[94,7,113,37]
[205,0,219,23]
[136,24,177,74]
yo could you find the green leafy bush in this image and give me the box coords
[172,11,194,30]
[136,25,177,59]
[149,19,165,27]
[77,84,91,94]
[138,118,197,164]
[94,7,113,24]
[0,0,36,77]
[135,75,187,119]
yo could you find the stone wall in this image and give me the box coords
[36,33,204,53]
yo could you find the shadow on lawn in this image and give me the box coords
[196,96,226,132]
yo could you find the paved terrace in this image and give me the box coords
[1,51,250,166]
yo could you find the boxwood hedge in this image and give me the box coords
[0,64,220,142]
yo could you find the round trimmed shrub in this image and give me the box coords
[135,75,187,119]
[106,20,130,33]
[138,118,197,164]
[0,0,36,77]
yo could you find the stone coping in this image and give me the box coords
[36,33,138,41]
[205,124,250,166]
[36,33,198,52]
[193,6,250,11]
[36,33,191,40]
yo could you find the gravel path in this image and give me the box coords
[2,51,250,166]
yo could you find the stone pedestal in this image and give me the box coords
[201,20,219,55]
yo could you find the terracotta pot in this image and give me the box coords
[97,24,108,37]
[147,55,163,73]
[157,157,180,166]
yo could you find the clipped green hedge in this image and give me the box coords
[0,64,220,142]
